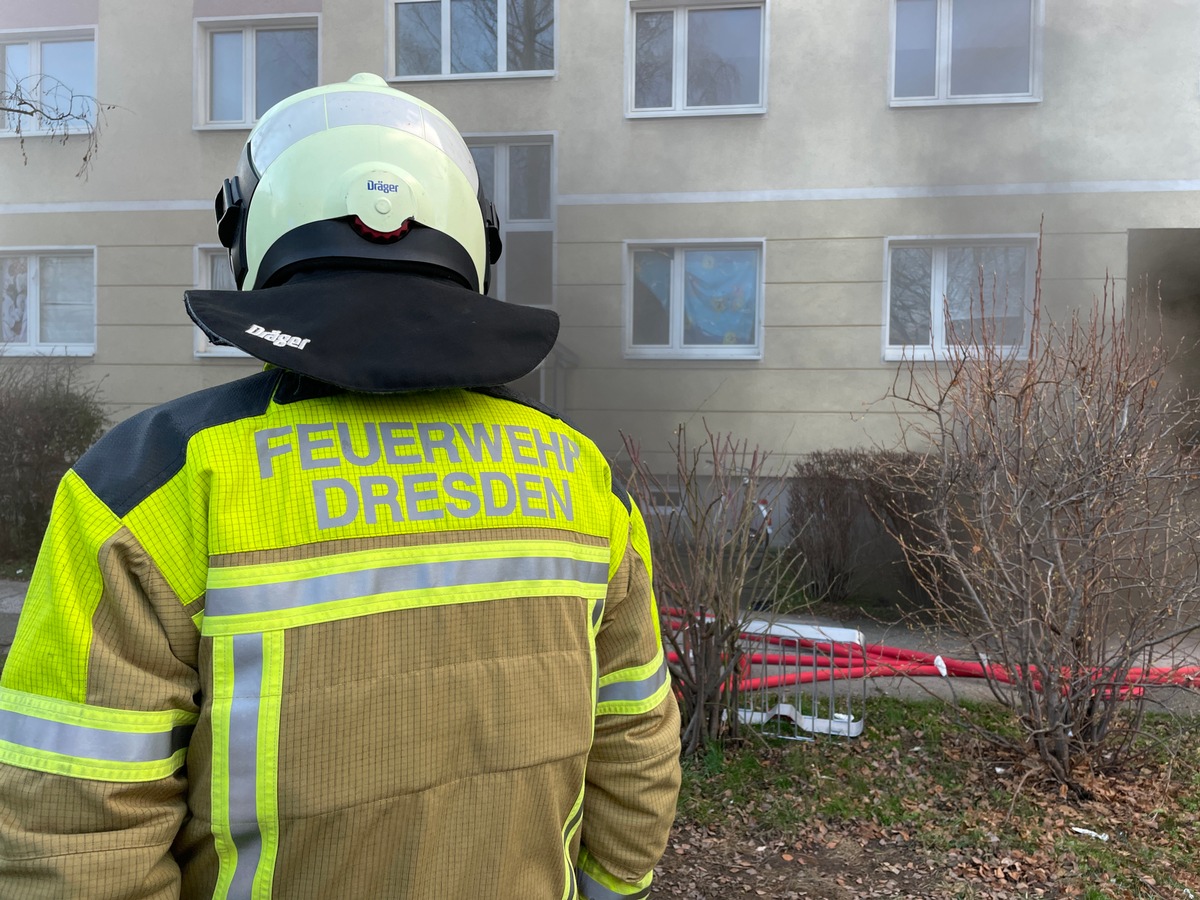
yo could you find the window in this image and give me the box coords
[392,0,555,79]
[892,0,1041,105]
[884,237,1035,360]
[0,31,96,134]
[197,17,318,127]
[626,241,764,359]
[194,247,250,358]
[628,2,766,116]
[467,136,554,308]
[0,250,95,355]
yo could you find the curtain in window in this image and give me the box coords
[1,257,28,344]
[682,250,756,346]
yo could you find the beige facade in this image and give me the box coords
[3,0,1199,468]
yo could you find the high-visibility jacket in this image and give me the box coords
[0,370,680,899]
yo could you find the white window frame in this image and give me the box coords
[193,245,251,359]
[889,0,1043,107]
[0,27,97,137]
[882,234,1038,362]
[625,0,768,118]
[624,238,765,360]
[0,246,96,357]
[388,0,557,82]
[194,15,321,129]
[465,133,556,310]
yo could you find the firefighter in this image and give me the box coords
[0,73,680,899]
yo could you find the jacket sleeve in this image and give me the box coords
[0,470,201,900]
[577,494,681,899]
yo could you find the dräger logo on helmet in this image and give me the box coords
[366,180,399,194]
[246,323,312,350]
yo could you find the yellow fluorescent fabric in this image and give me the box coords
[254,631,285,898]
[577,847,653,899]
[1,471,117,703]
[202,540,610,635]
[0,688,195,782]
[595,653,671,716]
[560,782,587,900]
[0,375,679,898]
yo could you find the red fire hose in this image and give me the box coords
[662,609,1200,699]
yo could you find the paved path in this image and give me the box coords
[1,579,1197,713]
[0,581,24,669]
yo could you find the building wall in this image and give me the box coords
[2,0,1198,466]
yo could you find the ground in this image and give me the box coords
[652,699,1200,899]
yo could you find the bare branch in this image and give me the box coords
[1,73,113,177]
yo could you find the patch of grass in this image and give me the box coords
[668,696,1200,897]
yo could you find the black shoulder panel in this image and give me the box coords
[74,370,283,517]
[469,386,634,511]
[469,384,575,426]
[610,474,632,513]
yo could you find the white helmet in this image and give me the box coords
[214,73,501,292]
[187,74,558,394]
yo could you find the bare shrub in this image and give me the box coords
[885,244,1200,791]
[786,448,930,609]
[0,358,107,560]
[621,425,795,756]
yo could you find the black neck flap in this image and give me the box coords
[185,269,559,393]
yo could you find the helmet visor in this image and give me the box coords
[248,88,479,193]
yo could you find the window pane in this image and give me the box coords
[632,249,672,346]
[686,7,762,107]
[451,0,497,74]
[508,143,551,220]
[888,247,932,346]
[1,42,31,89]
[1,44,31,131]
[894,0,937,98]
[255,29,318,119]
[210,31,244,121]
[209,252,238,291]
[507,0,553,71]
[507,366,543,401]
[950,0,1032,96]
[469,145,496,207]
[1,257,29,344]
[682,249,757,346]
[634,11,673,109]
[41,40,95,122]
[946,245,1027,345]
[504,230,552,306]
[39,256,93,345]
[396,1,442,76]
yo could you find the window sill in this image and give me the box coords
[0,346,94,357]
[387,70,555,84]
[625,348,762,361]
[0,125,95,138]
[889,95,1042,109]
[193,122,255,132]
[195,349,254,360]
[883,347,1029,363]
[627,106,765,119]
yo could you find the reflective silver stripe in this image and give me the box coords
[563,802,584,900]
[227,634,264,899]
[596,658,669,706]
[591,597,604,631]
[577,870,651,900]
[0,708,191,764]
[208,557,609,618]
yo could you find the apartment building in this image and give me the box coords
[3,0,1199,468]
